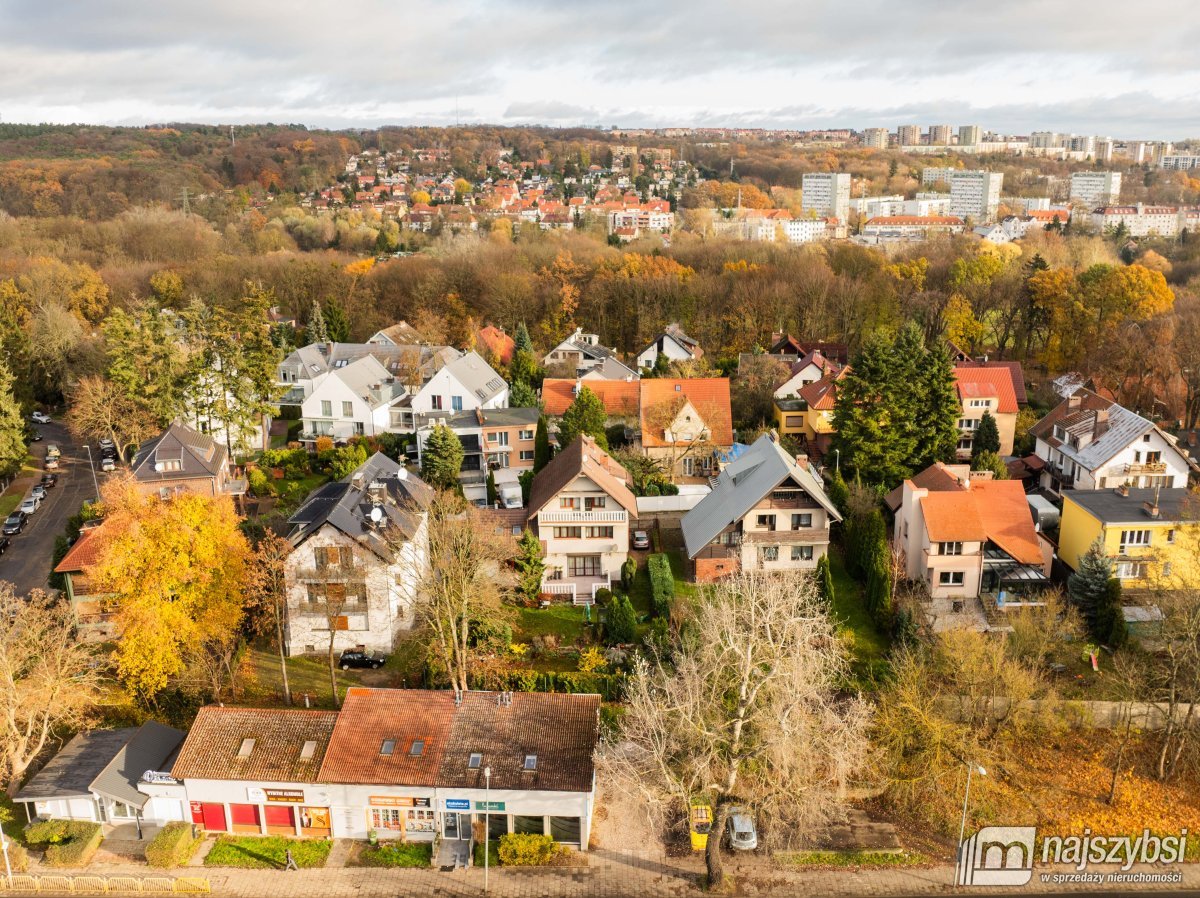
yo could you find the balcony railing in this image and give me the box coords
[1124,462,1167,475]
[539,510,627,523]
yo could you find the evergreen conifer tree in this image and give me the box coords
[514,322,533,354]
[514,529,545,604]
[534,415,552,472]
[971,411,1001,459]
[558,386,608,450]
[1068,539,1113,632]
[307,299,329,344]
[421,424,465,491]
[0,361,26,480]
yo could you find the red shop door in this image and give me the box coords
[229,803,261,830]
[263,805,295,830]
[200,803,227,831]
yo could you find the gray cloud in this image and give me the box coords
[0,0,1197,137]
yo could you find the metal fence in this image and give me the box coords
[5,874,210,893]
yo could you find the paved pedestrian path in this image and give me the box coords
[22,847,1200,897]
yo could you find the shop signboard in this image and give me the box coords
[265,788,305,803]
[444,798,470,811]
[370,796,432,808]
[475,801,506,811]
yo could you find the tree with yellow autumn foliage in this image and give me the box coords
[91,475,251,703]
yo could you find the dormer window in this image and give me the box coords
[468,753,483,769]
[524,755,537,771]
[237,738,255,758]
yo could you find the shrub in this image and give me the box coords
[26,820,103,867]
[647,553,674,617]
[497,833,561,866]
[247,467,271,497]
[605,594,637,645]
[314,436,334,453]
[577,646,607,673]
[593,587,612,606]
[145,821,199,868]
[5,841,29,872]
[358,841,432,867]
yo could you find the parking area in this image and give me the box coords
[0,419,97,596]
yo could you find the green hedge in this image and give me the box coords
[468,669,625,701]
[496,833,563,866]
[145,821,199,868]
[25,819,103,867]
[647,553,674,617]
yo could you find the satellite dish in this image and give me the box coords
[369,506,384,523]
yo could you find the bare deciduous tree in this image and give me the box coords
[246,530,294,705]
[603,570,870,888]
[0,586,102,795]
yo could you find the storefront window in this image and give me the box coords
[549,816,581,843]
[513,815,544,835]
[371,807,404,831]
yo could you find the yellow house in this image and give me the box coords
[773,373,840,458]
[1059,487,1200,590]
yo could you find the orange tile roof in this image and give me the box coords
[797,368,847,411]
[865,216,964,226]
[638,378,733,448]
[171,707,338,783]
[921,492,987,542]
[542,379,639,417]
[476,326,515,365]
[920,479,1041,564]
[54,523,109,573]
[954,368,1018,414]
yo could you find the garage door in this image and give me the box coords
[229,803,260,831]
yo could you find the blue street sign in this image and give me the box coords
[445,798,470,810]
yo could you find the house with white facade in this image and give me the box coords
[299,356,405,444]
[682,434,842,583]
[773,350,842,400]
[542,328,619,377]
[1028,388,1195,495]
[527,435,638,603]
[390,351,509,432]
[413,407,540,506]
[284,453,432,656]
[635,323,703,370]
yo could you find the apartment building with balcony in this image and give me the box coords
[1029,388,1194,494]
[413,407,540,506]
[952,364,1022,458]
[1059,487,1200,590]
[526,435,638,604]
[682,434,842,582]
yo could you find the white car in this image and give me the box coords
[19,496,40,515]
[100,456,116,472]
[30,411,51,425]
[726,807,758,851]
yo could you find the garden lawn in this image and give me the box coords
[204,835,331,869]
[827,547,889,679]
[0,491,22,518]
[514,603,591,642]
[240,644,373,708]
[777,849,930,869]
[356,841,432,867]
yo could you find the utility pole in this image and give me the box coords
[180,187,191,215]
[230,124,235,148]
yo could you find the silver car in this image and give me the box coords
[726,807,757,851]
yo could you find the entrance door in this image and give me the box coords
[444,812,459,839]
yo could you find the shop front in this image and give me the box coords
[436,789,592,850]
[184,781,332,838]
[366,795,436,841]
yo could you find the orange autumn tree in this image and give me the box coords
[92,475,250,702]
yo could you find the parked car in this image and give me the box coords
[3,512,26,535]
[19,496,40,515]
[44,456,59,470]
[631,530,651,550]
[45,444,61,460]
[98,437,115,451]
[40,473,57,488]
[689,800,712,851]
[0,536,9,555]
[339,650,386,670]
[31,485,46,501]
[30,411,51,425]
[28,429,43,442]
[100,456,116,472]
[726,807,758,851]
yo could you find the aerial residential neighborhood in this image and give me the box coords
[2,5,1200,897]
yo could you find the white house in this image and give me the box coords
[391,351,509,431]
[284,453,432,656]
[1029,388,1195,494]
[773,350,842,400]
[299,356,404,444]
[542,328,619,377]
[635,323,703,370]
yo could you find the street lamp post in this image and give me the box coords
[957,763,987,863]
[484,766,491,893]
[83,445,100,502]
[1,828,12,888]
[834,448,841,472]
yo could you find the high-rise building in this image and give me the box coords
[1066,135,1096,157]
[921,167,958,187]
[949,170,1004,221]
[958,125,982,147]
[1069,171,1122,206]
[1029,131,1061,149]
[801,172,852,222]
[862,128,889,149]
[898,125,922,147]
[1094,139,1114,163]
[927,125,952,146]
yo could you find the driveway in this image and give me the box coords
[0,420,99,596]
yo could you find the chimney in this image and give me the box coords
[1093,408,1110,438]
[1116,483,1130,497]
[795,454,808,468]
[1067,393,1082,409]
[1144,501,1161,519]
[351,471,365,491]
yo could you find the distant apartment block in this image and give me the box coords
[1090,204,1200,238]
[861,128,889,149]
[1162,155,1200,171]
[958,125,982,146]
[1069,171,1122,206]
[921,167,957,187]
[927,125,952,146]
[898,125,922,147]
[800,172,851,221]
[1029,131,1060,149]
[860,215,966,241]
[949,170,1004,220]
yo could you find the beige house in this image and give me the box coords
[952,365,1022,459]
[637,378,734,481]
[131,422,246,500]
[527,435,638,604]
[682,434,842,582]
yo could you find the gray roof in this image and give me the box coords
[582,356,641,381]
[682,434,842,559]
[414,406,540,431]
[1054,403,1155,472]
[281,342,462,383]
[15,729,137,802]
[1065,488,1196,525]
[287,453,433,560]
[89,721,186,809]
[328,356,406,409]
[439,351,508,404]
[132,422,227,484]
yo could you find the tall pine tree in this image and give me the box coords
[1068,539,1112,632]
[307,298,329,344]
[558,386,608,450]
[514,322,533,354]
[534,415,552,472]
[322,300,351,343]
[832,333,914,486]
[917,339,961,469]
[421,424,465,491]
[971,411,1001,459]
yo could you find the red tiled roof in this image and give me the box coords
[954,367,1019,414]
[921,492,987,542]
[54,523,110,573]
[919,479,1042,564]
[884,462,967,512]
[865,216,964,226]
[956,360,1027,405]
[171,707,338,783]
[639,378,733,448]
[477,326,515,365]
[318,688,454,786]
[542,379,639,417]
[797,368,848,411]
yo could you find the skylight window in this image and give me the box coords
[380,739,396,756]
[468,753,483,769]
[524,755,538,771]
[300,740,318,760]
[237,738,255,758]
[410,739,425,757]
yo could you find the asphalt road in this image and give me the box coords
[0,419,98,596]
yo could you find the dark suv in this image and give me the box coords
[3,511,26,535]
[339,650,386,670]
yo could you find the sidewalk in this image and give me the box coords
[25,849,1200,897]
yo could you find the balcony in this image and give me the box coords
[1124,462,1167,475]
[754,494,821,511]
[539,509,627,524]
[742,528,830,544]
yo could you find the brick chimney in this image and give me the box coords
[1067,392,1082,409]
[1093,408,1110,438]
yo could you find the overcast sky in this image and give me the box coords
[2,0,1198,139]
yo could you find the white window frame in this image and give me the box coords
[938,571,966,586]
